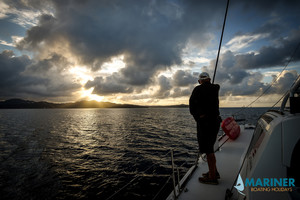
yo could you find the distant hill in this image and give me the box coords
[152,104,188,108]
[0,99,147,109]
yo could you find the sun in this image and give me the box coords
[80,87,104,102]
[69,66,93,85]
[69,56,125,102]
[88,92,104,102]
[69,66,105,102]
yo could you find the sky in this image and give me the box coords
[1,0,300,107]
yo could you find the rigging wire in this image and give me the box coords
[152,1,232,198]
[107,0,234,198]
[212,0,230,84]
[269,74,300,109]
[233,41,300,116]
[223,43,300,198]
[270,91,289,109]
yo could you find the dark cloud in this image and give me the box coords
[26,53,69,74]
[153,71,197,99]
[1,0,300,102]
[17,14,57,51]
[201,27,300,88]
[154,75,172,99]
[17,0,227,86]
[201,27,300,97]
[24,53,81,97]
[0,50,33,98]
[85,74,133,95]
[235,29,300,69]
[0,50,81,99]
[218,70,299,97]
[4,0,52,10]
[229,70,250,84]
[172,70,197,87]
[85,70,198,98]
[271,70,298,94]
[171,87,193,98]
[253,23,283,39]
[220,72,267,96]
[239,0,300,14]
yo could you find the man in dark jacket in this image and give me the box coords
[189,72,221,185]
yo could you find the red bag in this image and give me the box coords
[221,117,240,140]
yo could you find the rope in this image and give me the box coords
[212,0,230,84]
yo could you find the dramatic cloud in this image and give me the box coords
[220,72,267,96]
[199,25,300,100]
[271,70,299,94]
[0,50,33,97]
[234,29,300,69]
[171,86,194,98]
[85,75,133,95]
[172,70,197,87]
[16,0,227,86]
[201,27,300,87]
[0,0,300,105]
[154,75,172,99]
[225,33,269,52]
[85,69,198,99]
[0,50,81,100]
[1,0,53,28]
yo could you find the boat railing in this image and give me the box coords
[155,148,199,200]
[166,131,229,200]
[105,148,198,200]
[170,149,184,199]
[105,129,227,200]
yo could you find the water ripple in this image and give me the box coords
[0,107,268,199]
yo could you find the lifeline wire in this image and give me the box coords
[105,150,171,200]
[105,148,197,200]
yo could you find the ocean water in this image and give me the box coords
[0,107,269,200]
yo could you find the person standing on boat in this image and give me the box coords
[189,72,221,185]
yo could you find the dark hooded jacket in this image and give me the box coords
[189,81,220,121]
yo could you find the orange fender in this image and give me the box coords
[221,117,240,140]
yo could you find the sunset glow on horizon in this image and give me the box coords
[1,0,300,107]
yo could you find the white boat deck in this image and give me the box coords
[167,125,254,200]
